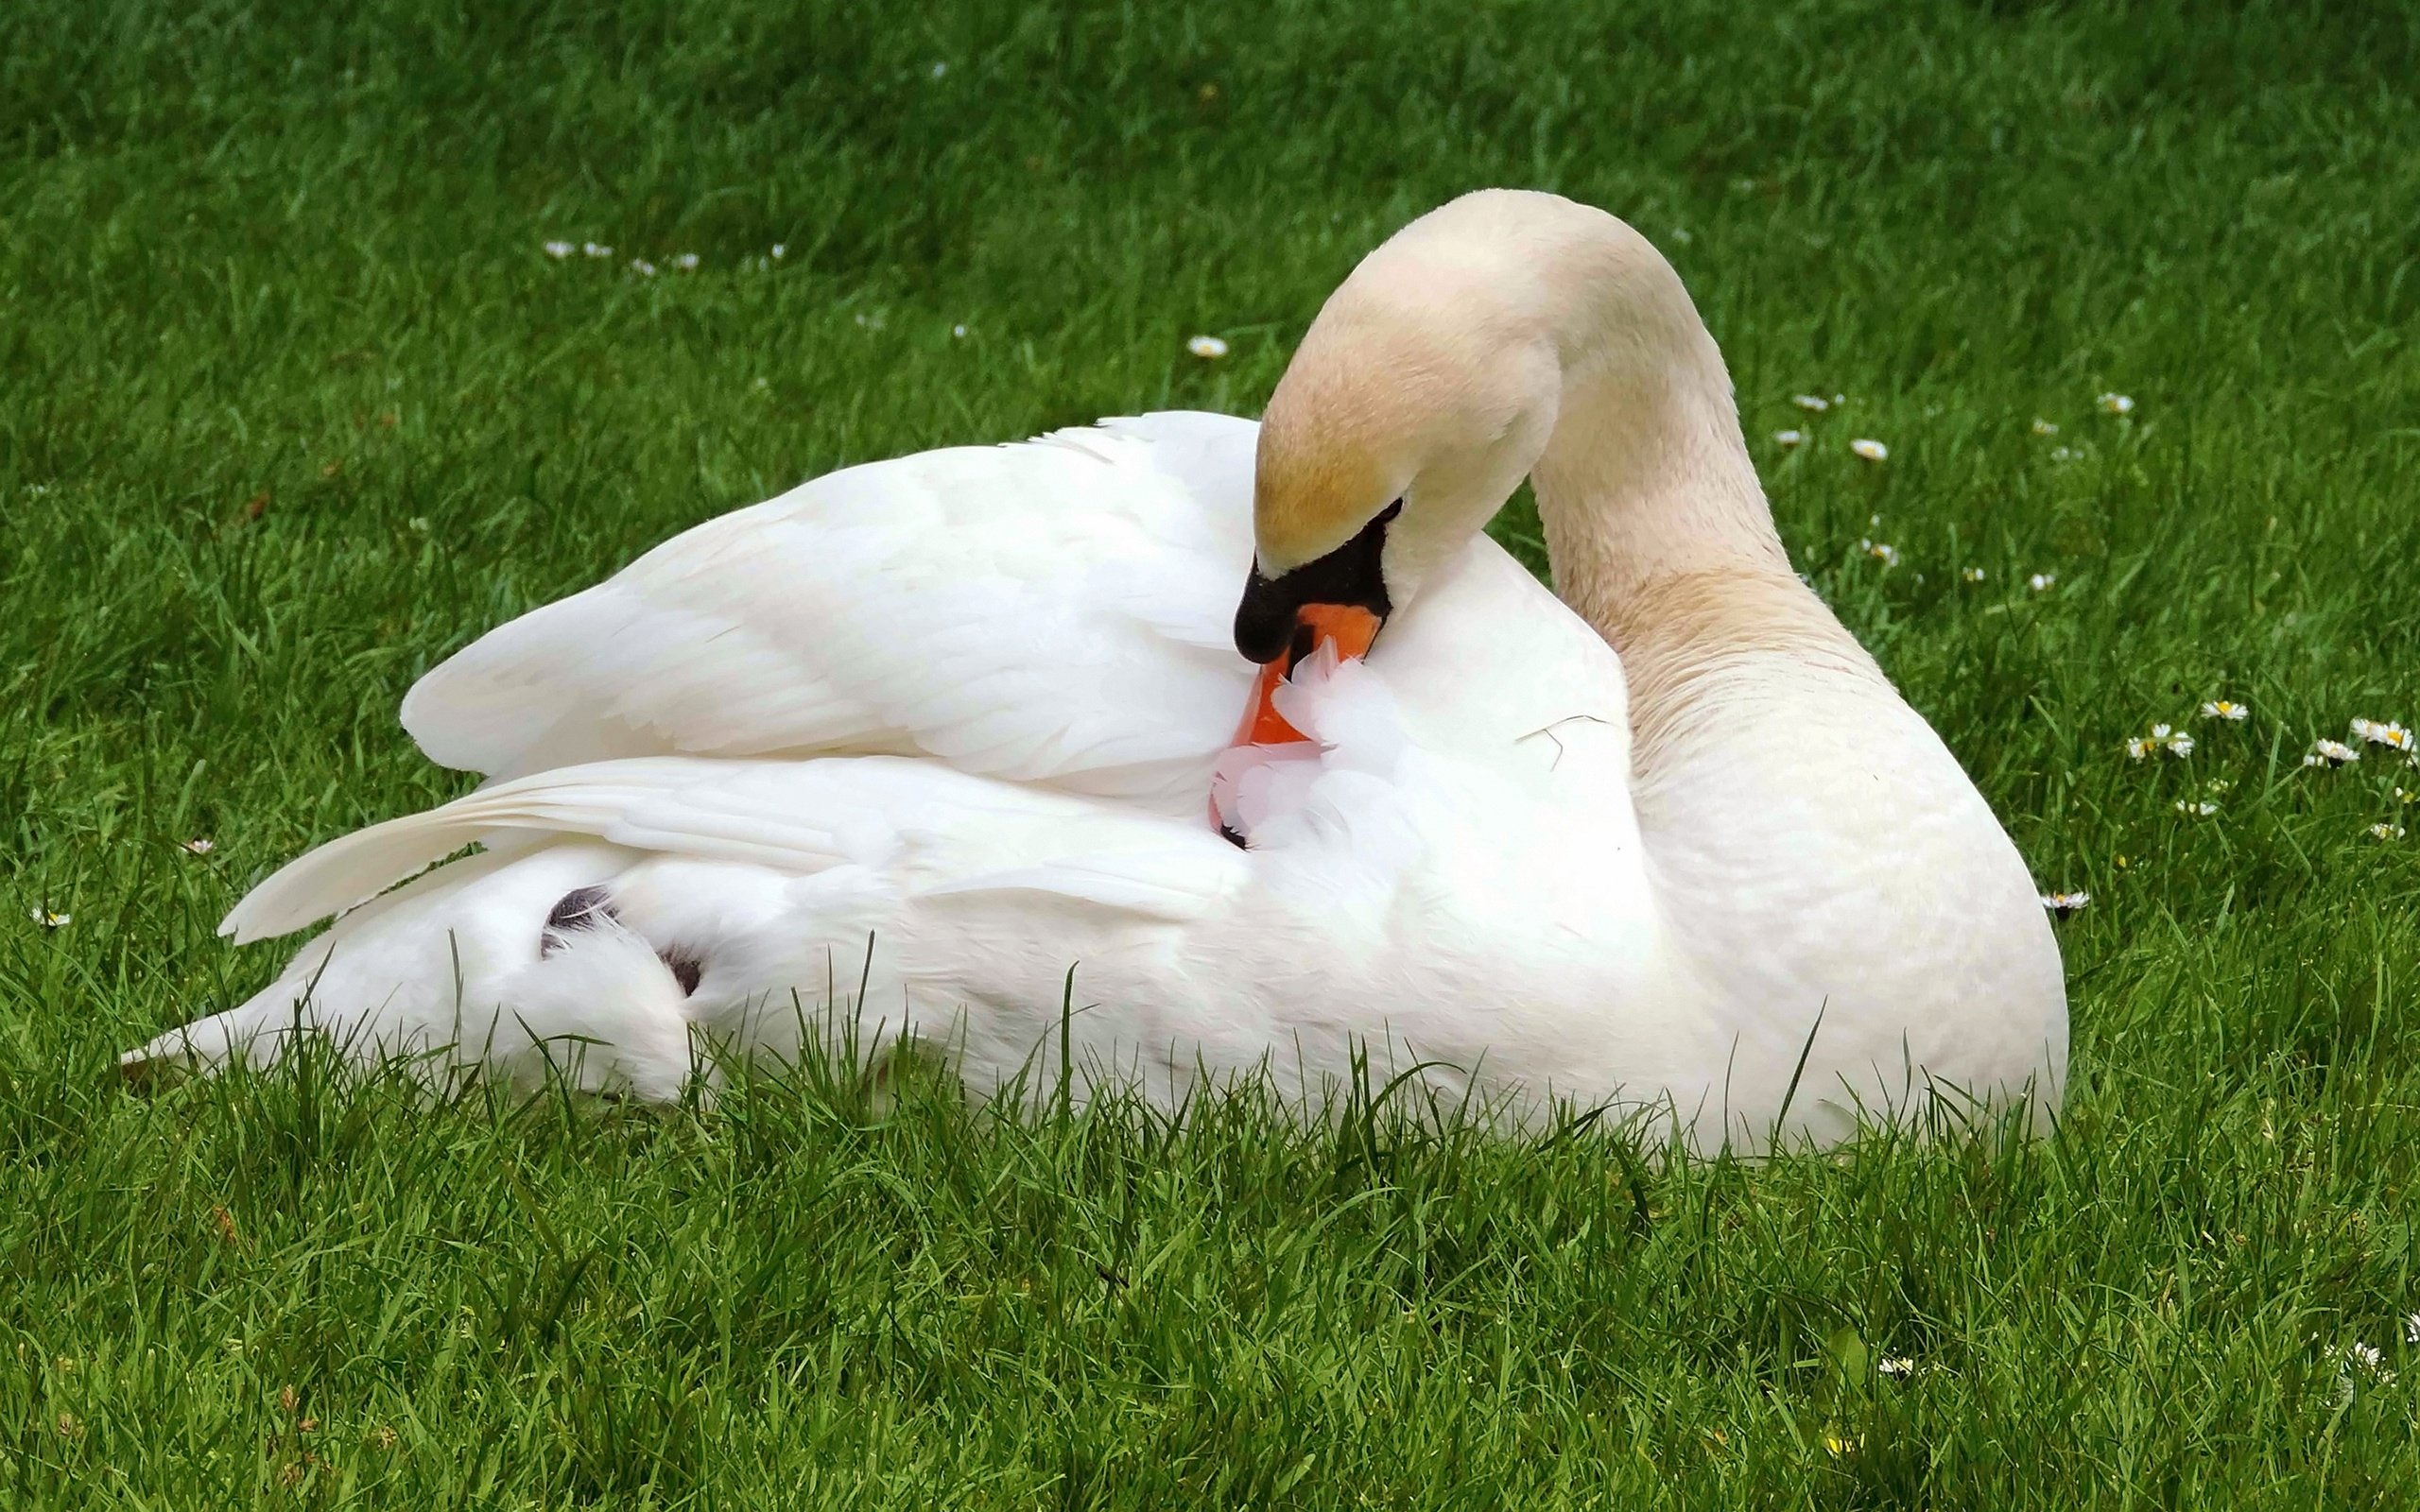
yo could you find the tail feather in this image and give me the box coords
[130,845,532,1077]
[136,841,697,1093]
[120,982,316,1081]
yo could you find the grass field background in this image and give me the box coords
[6,0,2420,1503]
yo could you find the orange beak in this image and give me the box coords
[1229,602,1385,747]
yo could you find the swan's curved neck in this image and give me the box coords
[1514,226,1879,766]
[1522,232,1787,629]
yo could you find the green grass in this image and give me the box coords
[6,0,2420,1503]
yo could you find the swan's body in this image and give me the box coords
[129,192,2066,1150]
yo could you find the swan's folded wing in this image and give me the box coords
[221,755,1247,944]
[399,414,1260,815]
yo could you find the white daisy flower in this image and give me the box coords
[2130,724,2191,758]
[1186,335,1229,359]
[2305,738,2360,767]
[2174,799,2218,816]
[2031,419,2058,437]
[2404,1313,2419,1346]
[543,240,575,259]
[2351,718,2412,751]
[629,258,656,277]
[2369,823,2406,841]
[1850,438,1888,462]
[2097,392,2135,415]
[1858,539,1901,567]
[1791,393,1830,412]
[1877,1356,1915,1378]
[581,242,613,259]
[2332,1342,2395,1405]
[2041,891,2090,916]
[1962,566,1986,582]
[29,909,69,929]
[672,252,700,272]
[2028,572,2057,592]
[2201,699,2249,722]
[770,243,786,260]
[181,837,216,855]
[2048,445,2079,462]
[1772,428,1805,447]
[951,323,968,338]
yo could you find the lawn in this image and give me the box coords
[5,0,2420,1503]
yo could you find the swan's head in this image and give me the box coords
[1231,192,1595,741]
[1236,264,1562,666]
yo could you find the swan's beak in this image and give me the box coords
[1231,603,1383,747]
[1230,499,1398,747]
[1217,510,1394,839]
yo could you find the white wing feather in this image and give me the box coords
[221,755,1246,945]
[398,414,1259,816]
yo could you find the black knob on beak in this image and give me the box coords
[1232,500,1400,664]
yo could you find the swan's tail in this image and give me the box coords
[141,754,1243,1099]
[125,839,700,1099]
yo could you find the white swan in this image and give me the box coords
[127,191,2066,1150]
